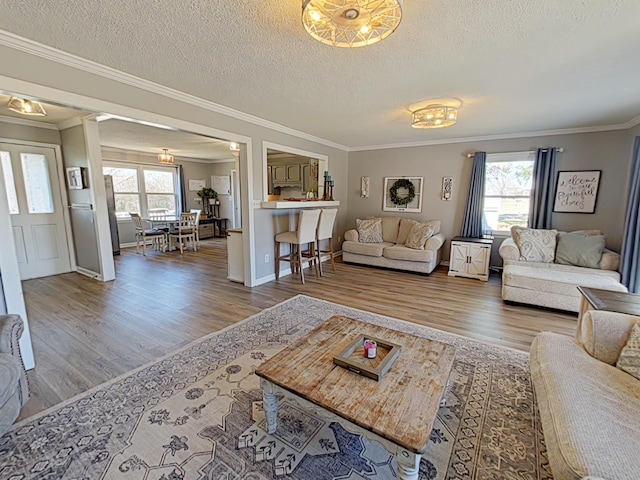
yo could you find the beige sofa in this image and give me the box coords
[499,232,627,312]
[342,217,445,274]
[531,310,640,480]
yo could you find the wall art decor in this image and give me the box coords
[383,176,423,212]
[442,176,453,201]
[360,176,370,198]
[553,170,601,213]
[66,167,85,189]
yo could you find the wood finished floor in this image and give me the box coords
[19,237,576,421]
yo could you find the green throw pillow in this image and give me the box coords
[555,232,605,269]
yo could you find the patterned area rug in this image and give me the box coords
[0,295,551,479]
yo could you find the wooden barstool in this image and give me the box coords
[275,209,321,285]
[315,208,338,275]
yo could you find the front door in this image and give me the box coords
[0,143,72,280]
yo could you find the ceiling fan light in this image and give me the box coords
[7,97,47,116]
[158,148,175,165]
[302,0,403,48]
[412,105,458,129]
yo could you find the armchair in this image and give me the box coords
[0,314,30,436]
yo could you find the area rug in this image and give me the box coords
[0,295,551,479]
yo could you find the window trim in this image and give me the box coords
[484,151,535,235]
[102,161,178,222]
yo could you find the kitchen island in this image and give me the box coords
[260,200,340,209]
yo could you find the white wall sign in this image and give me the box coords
[188,179,205,191]
[553,170,601,213]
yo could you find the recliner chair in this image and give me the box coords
[0,314,30,436]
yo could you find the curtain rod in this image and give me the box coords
[466,148,564,158]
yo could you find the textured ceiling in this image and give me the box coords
[1,1,640,148]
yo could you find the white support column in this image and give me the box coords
[82,119,115,282]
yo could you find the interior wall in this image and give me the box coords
[0,122,61,144]
[347,130,634,262]
[60,125,102,273]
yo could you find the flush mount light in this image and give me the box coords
[302,0,403,48]
[157,148,175,165]
[7,97,47,116]
[411,105,458,129]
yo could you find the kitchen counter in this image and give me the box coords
[260,200,340,209]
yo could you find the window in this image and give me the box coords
[21,153,54,214]
[144,170,176,216]
[103,164,177,219]
[1,151,19,214]
[483,152,535,233]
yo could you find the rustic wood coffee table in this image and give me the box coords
[578,286,640,321]
[255,315,456,480]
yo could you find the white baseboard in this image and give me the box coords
[76,266,102,280]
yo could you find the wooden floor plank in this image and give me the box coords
[17,237,576,421]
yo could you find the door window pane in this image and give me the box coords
[114,194,141,218]
[21,153,54,214]
[147,194,176,215]
[103,167,139,192]
[1,152,19,214]
[144,170,175,193]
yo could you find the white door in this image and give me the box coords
[0,143,72,280]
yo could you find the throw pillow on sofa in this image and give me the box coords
[616,321,640,381]
[405,223,435,250]
[514,228,558,263]
[555,232,606,269]
[397,219,419,245]
[356,218,383,243]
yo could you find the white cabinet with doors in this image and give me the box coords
[448,236,492,281]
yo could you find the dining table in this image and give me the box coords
[144,215,183,251]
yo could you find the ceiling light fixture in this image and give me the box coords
[7,97,47,116]
[302,0,403,48]
[411,105,458,129]
[229,142,240,152]
[157,148,175,165]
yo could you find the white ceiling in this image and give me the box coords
[98,119,234,162]
[1,1,640,149]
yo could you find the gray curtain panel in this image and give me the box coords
[528,148,557,229]
[621,137,640,293]
[177,165,186,214]
[460,152,486,238]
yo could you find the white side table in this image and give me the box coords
[448,236,493,281]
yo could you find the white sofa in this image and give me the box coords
[531,310,640,480]
[342,217,445,274]
[499,232,627,313]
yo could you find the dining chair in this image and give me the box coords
[190,209,202,247]
[169,212,197,254]
[275,209,321,285]
[130,212,166,255]
[315,208,338,275]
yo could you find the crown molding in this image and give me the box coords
[0,114,58,130]
[348,123,636,152]
[100,145,226,164]
[56,117,83,130]
[623,113,640,129]
[0,29,350,152]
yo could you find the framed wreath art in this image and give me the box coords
[383,177,423,212]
